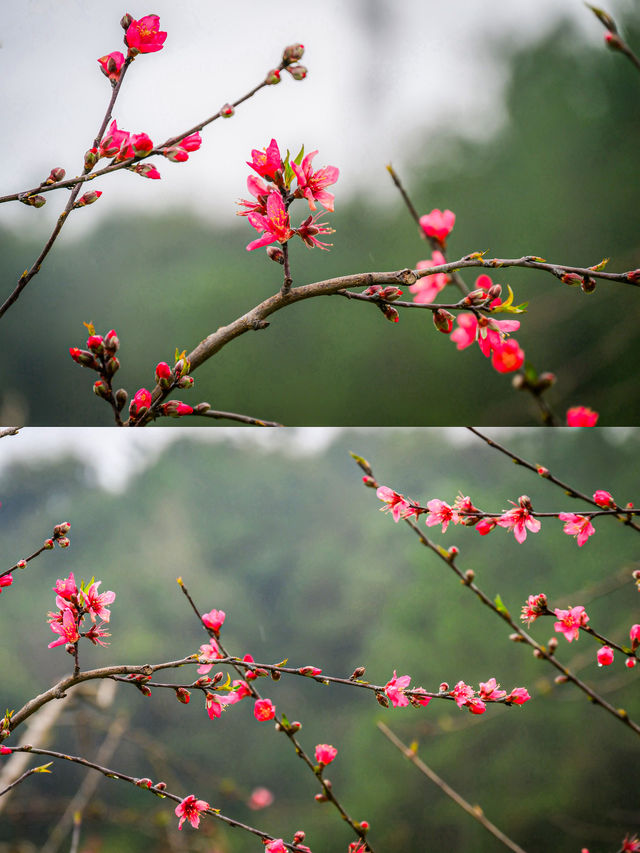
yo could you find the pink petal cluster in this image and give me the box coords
[376,486,414,522]
[125,15,167,55]
[553,605,589,642]
[419,209,455,244]
[597,646,614,666]
[505,687,531,705]
[175,794,209,830]
[247,139,284,181]
[0,574,13,594]
[97,51,125,82]
[315,743,338,765]
[80,580,116,622]
[129,388,152,419]
[520,593,547,626]
[410,251,449,303]
[197,638,223,674]
[496,497,541,544]
[47,607,79,649]
[558,513,595,547]
[247,193,294,251]
[593,489,615,508]
[202,609,226,632]
[254,698,276,721]
[566,406,599,427]
[292,150,339,211]
[384,671,412,708]
[425,499,459,533]
[163,132,202,163]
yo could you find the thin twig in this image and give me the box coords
[377,722,529,853]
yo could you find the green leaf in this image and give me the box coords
[589,257,609,272]
[494,594,511,619]
[293,144,305,165]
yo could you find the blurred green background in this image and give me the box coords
[0,427,638,852]
[1,12,640,426]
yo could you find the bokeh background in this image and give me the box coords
[0,427,638,852]
[1,0,639,425]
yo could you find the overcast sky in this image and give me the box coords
[1,0,621,239]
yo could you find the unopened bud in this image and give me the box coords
[626,269,640,283]
[286,64,308,80]
[536,465,550,478]
[381,286,403,301]
[47,167,66,184]
[361,476,377,489]
[511,373,526,390]
[265,69,281,85]
[464,288,489,305]
[193,676,212,687]
[554,674,569,684]
[518,495,532,511]
[220,103,234,118]
[175,688,191,704]
[57,537,70,548]
[283,43,305,63]
[135,778,153,788]
[93,379,110,399]
[86,334,104,354]
[289,720,302,732]
[433,308,454,333]
[580,276,597,294]
[376,692,389,708]
[314,793,328,802]
[155,781,167,791]
[266,246,285,264]
[548,637,558,653]
[561,272,583,286]
[212,671,224,684]
[509,633,526,642]
[54,522,71,535]
[21,194,46,208]
[155,361,173,387]
[120,13,133,30]
[84,148,99,170]
[65,643,76,655]
[104,329,119,352]
[463,569,475,584]
[487,283,502,300]
[533,648,544,658]
[43,539,54,550]
[138,684,152,697]
[350,666,366,680]
[293,831,306,844]
[195,402,212,414]
[104,356,120,377]
[380,304,399,323]
[439,682,449,693]
[537,372,556,390]
[114,388,128,411]
[16,559,27,570]
[76,190,103,208]
[604,30,624,52]
[177,375,194,390]
[359,821,370,832]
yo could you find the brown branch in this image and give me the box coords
[0,427,20,438]
[377,722,529,853]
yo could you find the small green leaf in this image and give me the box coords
[34,762,53,773]
[293,144,305,165]
[589,257,610,272]
[494,594,511,619]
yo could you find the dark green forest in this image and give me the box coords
[1,15,640,426]
[0,428,638,851]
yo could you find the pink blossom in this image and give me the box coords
[177,132,202,152]
[419,209,455,244]
[125,15,167,55]
[0,574,13,593]
[129,133,154,158]
[597,646,614,667]
[48,608,79,648]
[254,698,276,721]
[627,659,638,669]
[376,486,413,522]
[506,687,531,705]
[202,609,226,632]
[175,794,209,830]
[490,338,525,374]
[467,697,486,714]
[197,638,222,674]
[384,671,412,708]
[475,518,497,536]
[265,840,287,853]
[410,251,449,303]
[450,681,475,708]
[85,622,111,647]
[630,624,640,644]
[410,688,432,707]
[558,513,595,547]
[553,605,589,642]
[237,175,274,217]
[97,51,125,82]
[205,692,223,720]
[247,787,274,810]
[315,743,338,765]
[129,388,152,418]
[291,150,339,212]
[160,401,193,417]
[299,666,322,676]
[593,489,615,508]
[162,146,189,163]
[520,593,547,626]
[622,835,640,852]
[99,120,130,159]
[496,497,541,544]
[295,213,335,250]
[247,139,283,181]
[479,678,506,701]
[80,581,116,622]
[425,499,459,533]
[566,406,599,427]
[246,192,294,251]
[450,313,479,350]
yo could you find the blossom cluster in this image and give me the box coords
[47,571,114,650]
[239,137,339,254]
[383,671,529,715]
[376,486,627,546]
[521,593,640,669]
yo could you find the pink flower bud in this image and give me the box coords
[419,209,455,245]
[381,286,403,301]
[69,347,99,369]
[177,132,202,152]
[177,376,194,389]
[247,787,274,810]
[162,146,189,163]
[129,388,152,418]
[160,401,193,417]
[202,609,226,632]
[84,148,99,170]
[581,276,597,294]
[265,69,281,85]
[132,163,161,179]
[626,269,640,283]
[283,44,305,62]
[135,778,153,788]
[54,522,71,535]
[97,51,126,82]
[155,362,172,386]
[433,308,454,333]
[630,624,640,649]
[593,490,615,508]
[220,103,234,117]
[475,518,496,535]
[175,687,191,704]
[93,379,110,399]
[43,539,54,550]
[286,64,308,80]
[16,559,27,570]
[536,465,550,477]
[131,133,154,157]
[315,744,337,765]
[47,167,66,183]
[597,646,614,667]
[604,30,624,52]
[298,666,322,677]
[120,13,133,30]
[86,334,104,353]
[57,537,70,548]
[566,406,599,427]
[20,194,46,208]
[381,304,399,323]
[626,658,637,669]
[266,246,285,264]
[76,190,102,207]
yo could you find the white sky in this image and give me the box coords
[0,0,619,238]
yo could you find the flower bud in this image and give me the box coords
[220,103,234,118]
[314,793,328,802]
[626,269,640,283]
[212,671,224,684]
[604,30,625,52]
[265,69,281,85]
[439,682,449,692]
[104,329,119,352]
[289,720,302,731]
[54,522,71,535]
[160,401,193,417]
[69,347,99,368]
[283,43,305,62]
[537,372,556,390]
[177,375,194,390]
[361,476,377,489]
[433,308,454,333]
[350,666,366,680]
[293,831,306,844]
[286,64,308,80]
[381,304,399,323]
[561,272,583,286]
[376,692,389,708]
[87,334,104,354]
[114,388,128,411]
[509,633,526,642]
[155,361,173,387]
[76,190,103,208]
[195,402,212,414]
[464,288,489,305]
[536,465,550,478]
[84,148,99,170]
[47,167,66,184]
[162,146,189,162]
[43,538,54,550]
[487,284,502,300]
[132,163,161,180]
[155,781,167,790]
[580,276,597,294]
[193,676,212,687]
[548,637,558,653]
[65,643,76,655]
[21,194,46,208]
[270,669,281,681]
[120,13,133,30]
[175,687,191,704]
[135,778,153,788]
[554,674,569,684]
[463,569,475,584]
[511,373,526,389]
[93,379,110,399]
[381,286,403,301]
[131,133,153,157]
[57,537,70,548]
[626,658,637,669]
[16,559,27,570]
[267,246,285,264]
[104,356,120,377]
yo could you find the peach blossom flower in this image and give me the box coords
[247,787,274,810]
[175,794,209,830]
[566,406,599,426]
[553,605,589,642]
[496,497,541,544]
[558,513,595,547]
[419,208,455,244]
[384,671,411,708]
[597,646,614,666]
[291,150,339,212]
[254,698,276,721]
[126,15,167,55]
[315,744,338,765]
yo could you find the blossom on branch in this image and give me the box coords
[202,609,226,632]
[597,646,614,666]
[520,593,547,626]
[125,15,167,56]
[593,489,615,508]
[247,138,284,182]
[384,671,412,708]
[558,513,595,547]
[97,51,125,83]
[410,251,449,303]
[295,213,334,250]
[175,794,209,830]
[419,208,455,245]
[496,496,540,544]
[47,607,79,648]
[80,580,116,622]
[291,150,339,212]
[246,193,294,251]
[0,574,13,594]
[553,605,589,642]
[315,744,338,765]
[376,486,414,522]
[254,698,276,721]
[566,406,599,427]
[425,499,459,533]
